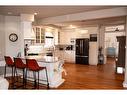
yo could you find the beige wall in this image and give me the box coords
[0,15,5,58]
[5,16,22,57]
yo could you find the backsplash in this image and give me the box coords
[55,45,75,51]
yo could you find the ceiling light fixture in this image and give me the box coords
[34,13,37,15]
[7,12,12,15]
[69,25,76,28]
[80,30,88,34]
[115,28,119,31]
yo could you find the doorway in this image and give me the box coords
[104,25,125,68]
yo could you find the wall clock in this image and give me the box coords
[9,33,18,42]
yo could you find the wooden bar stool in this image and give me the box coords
[26,59,49,89]
[4,56,15,88]
[13,58,26,89]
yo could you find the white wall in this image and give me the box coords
[0,15,5,58]
[60,27,98,44]
[5,16,22,57]
[89,42,98,65]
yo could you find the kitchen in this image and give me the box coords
[25,25,98,65]
[0,13,99,89]
[0,6,127,89]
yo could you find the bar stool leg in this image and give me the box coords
[14,67,20,89]
[33,71,36,89]
[45,68,49,89]
[25,69,27,89]
[15,69,18,82]
[13,67,16,89]
[12,67,14,88]
[38,71,39,89]
[23,69,25,89]
[14,68,19,81]
[4,65,6,78]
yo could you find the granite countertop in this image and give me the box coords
[0,55,62,63]
[25,55,62,63]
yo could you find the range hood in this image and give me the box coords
[24,22,35,40]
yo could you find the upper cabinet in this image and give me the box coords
[53,29,59,45]
[32,26,59,45]
[33,26,45,44]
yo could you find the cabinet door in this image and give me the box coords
[40,28,45,43]
[64,51,75,63]
[34,27,45,44]
[35,27,40,43]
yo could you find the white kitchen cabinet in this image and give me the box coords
[32,26,59,45]
[53,30,59,45]
[54,50,64,58]
[60,31,75,45]
[54,50,75,63]
[64,50,75,63]
[33,26,45,44]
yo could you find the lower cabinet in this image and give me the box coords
[64,51,75,63]
[54,50,75,63]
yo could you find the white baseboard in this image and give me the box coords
[123,81,127,88]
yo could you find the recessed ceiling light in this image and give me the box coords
[34,13,37,15]
[7,12,12,15]
[80,30,88,34]
[69,25,76,28]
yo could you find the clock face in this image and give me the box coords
[9,33,18,42]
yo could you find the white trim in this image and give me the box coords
[123,81,127,88]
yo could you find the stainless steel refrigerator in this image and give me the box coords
[75,38,89,64]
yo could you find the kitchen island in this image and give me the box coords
[24,55,65,88]
[0,56,65,88]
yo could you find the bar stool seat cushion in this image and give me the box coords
[15,64,26,69]
[14,59,26,69]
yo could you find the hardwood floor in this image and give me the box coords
[58,58,124,89]
[7,58,125,89]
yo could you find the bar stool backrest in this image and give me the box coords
[14,58,25,68]
[4,56,14,66]
[26,59,40,70]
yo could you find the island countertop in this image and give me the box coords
[24,55,65,88]
[24,55,62,63]
[0,55,65,88]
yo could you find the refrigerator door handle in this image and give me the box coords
[76,55,88,57]
[79,41,81,54]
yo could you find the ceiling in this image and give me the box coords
[46,16,126,28]
[0,6,118,19]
